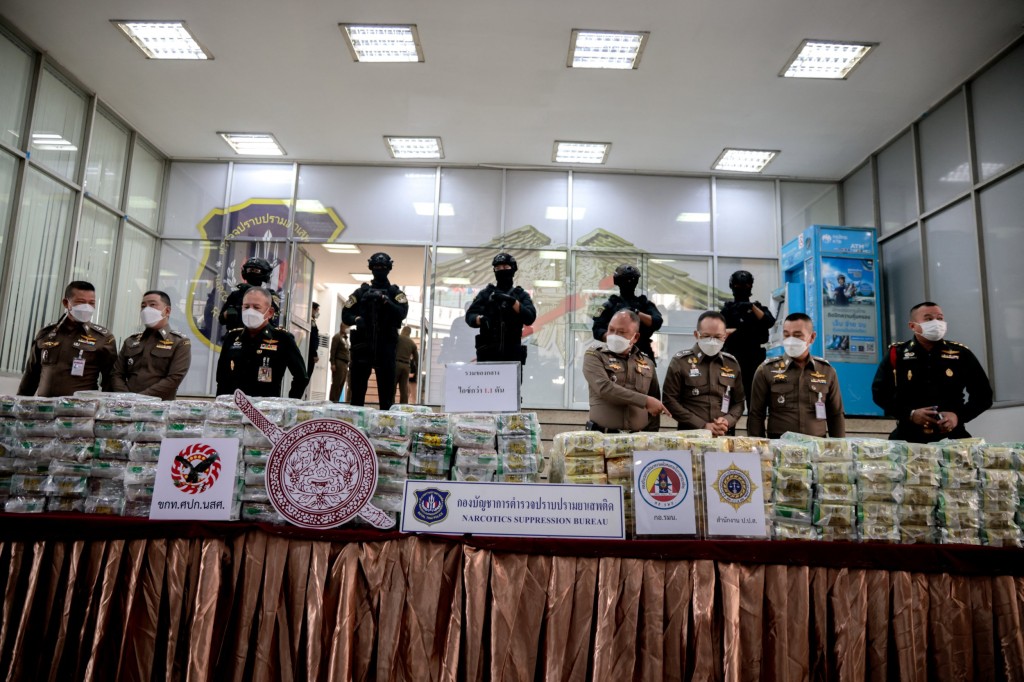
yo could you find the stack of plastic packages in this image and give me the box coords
[366,409,412,518]
[604,433,648,533]
[972,443,1022,547]
[407,412,453,482]
[853,439,906,543]
[6,396,59,513]
[451,413,499,482]
[898,443,942,544]
[238,398,285,524]
[810,438,858,541]
[91,394,160,516]
[936,440,982,545]
[0,396,18,507]
[770,439,818,540]
[549,431,604,485]
[496,413,543,482]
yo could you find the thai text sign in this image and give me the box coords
[703,451,768,538]
[443,362,521,413]
[633,450,698,536]
[150,438,240,521]
[400,481,625,539]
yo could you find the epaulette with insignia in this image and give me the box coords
[813,356,831,365]
[170,330,186,338]
[128,331,144,340]
[762,356,780,365]
[35,323,60,339]
[721,351,738,362]
[947,341,969,349]
[88,323,111,335]
[674,349,694,359]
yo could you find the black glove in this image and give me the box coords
[490,291,516,309]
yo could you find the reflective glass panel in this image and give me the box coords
[877,132,917,235]
[438,168,502,244]
[714,179,777,256]
[0,31,33,149]
[842,163,875,228]
[84,109,128,208]
[880,228,924,345]
[127,139,164,229]
[163,162,229,239]
[781,182,840,243]
[920,91,971,212]
[505,170,568,247]
[109,223,157,343]
[30,66,87,181]
[71,200,119,324]
[973,43,1024,182]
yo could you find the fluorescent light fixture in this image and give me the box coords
[31,132,77,151]
[553,141,610,164]
[649,258,678,264]
[295,200,326,212]
[218,132,285,156]
[780,39,876,79]
[385,136,443,160]
[568,29,649,69]
[340,24,423,63]
[539,251,567,260]
[442,277,471,285]
[323,244,361,254]
[437,247,465,255]
[534,280,564,288]
[675,212,711,223]
[413,202,455,216]
[712,148,778,173]
[351,273,373,282]
[545,206,587,221]
[112,21,212,60]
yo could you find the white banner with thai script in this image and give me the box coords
[400,480,625,539]
[443,362,521,413]
[703,451,768,538]
[150,438,240,521]
[633,450,698,536]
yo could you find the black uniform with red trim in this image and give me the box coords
[216,325,308,399]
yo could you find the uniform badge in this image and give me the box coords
[777,395,785,404]
[689,368,701,377]
[946,368,953,377]
[344,295,357,308]
[395,292,408,304]
[773,374,787,382]
[691,387,700,396]
[413,488,450,525]
[907,370,913,380]
[128,358,134,366]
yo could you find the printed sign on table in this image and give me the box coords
[633,450,697,536]
[444,361,521,413]
[150,438,240,520]
[703,451,768,538]
[400,480,625,539]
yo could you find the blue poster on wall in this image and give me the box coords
[820,257,878,364]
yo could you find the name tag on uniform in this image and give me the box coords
[815,400,826,420]
[71,356,86,377]
[721,390,731,414]
[689,368,701,377]
[258,366,273,383]
[259,343,277,351]
[810,378,827,385]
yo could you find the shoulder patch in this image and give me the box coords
[721,351,738,362]
[762,356,779,365]
[946,341,969,349]
[170,330,186,338]
[813,356,832,366]
[674,349,694,359]
[88,323,111,335]
[395,292,408,304]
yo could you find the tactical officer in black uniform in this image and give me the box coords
[721,269,775,409]
[466,253,537,366]
[871,301,993,443]
[592,264,664,363]
[341,252,409,410]
[219,257,282,333]
[216,287,308,398]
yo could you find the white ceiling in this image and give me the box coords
[4,0,1023,180]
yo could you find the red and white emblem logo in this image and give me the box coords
[170,442,222,494]
[234,391,394,529]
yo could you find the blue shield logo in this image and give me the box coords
[413,488,450,525]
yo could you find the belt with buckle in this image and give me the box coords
[586,420,627,434]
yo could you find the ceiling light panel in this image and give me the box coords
[568,30,649,69]
[112,21,212,60]
[712,149,779,173]
[781,39,877,79]
[341,24,424,63]
[553,141,610,164]
[219,133,285,156]
[385,136,443,159]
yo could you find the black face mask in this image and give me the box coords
[730,285,752,302]
[371,268,390,285]
[618,279,638,299]
[495,270,515,289]
[242,273,264,287]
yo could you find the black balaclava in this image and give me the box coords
[492,253,517,291]
[729,270,754,302]
[613,264,640,300]
[368,252,393,287]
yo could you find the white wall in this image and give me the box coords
[967,405,1024,444]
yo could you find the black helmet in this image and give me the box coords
[612,264,641,287]
[368,252,393,272]
[729,270,754,288]
[492,252,517,274]
[241,257,272,284]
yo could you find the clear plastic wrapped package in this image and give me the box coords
[900,525,939,544]
[5,496,47,513]
[164,421,204,439]
[367,411,410,438]
[773,521,820,541]
[42,473,90,497]
[14,419,56,438]
[812,501,857,528]
[241,502,285,524]
[84,495,125,516]
[129,442,163,462]
[408,412,450,435]
[93,421,134,440]
[411,432,454,456]
[451,414,498,448]
[941,528,981,546]
[498,432,541,456]
[497,412,540,436]
[203,421,245,440]
[859,523,900,543]
[166,400,211,422]
[46,497,85,513]
[208,397,244,422]
[93,438,132,460]
[13,397,57,419]
[371,436,411,457]
[10,473,47,495]
[132,402,169,422]
[773,442,814,468]
[89,460,127,480]
[51,438,96,462]
[54,417,95,439]
[388,404,434,415]
[377,455,409,477]
[130,420,164,442]
[408,450,452,476]
[323,404,373,428]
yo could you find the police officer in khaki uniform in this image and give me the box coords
[394,326,419,404]
[18,281,117,397]
[216,287,308,398]
[582,309,669,433]
[329,323,351,402]
[748,313,845,438]
[871,301,992,443]
[662,311,745,435]
[111,290,192,400]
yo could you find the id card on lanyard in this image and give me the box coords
[258,357,273,383]
[721,387,731,414]
[71,350,85,377]
[815,392,826,420]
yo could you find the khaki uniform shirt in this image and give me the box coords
[330,333,350,372]
[748,355,845,438]
[111,327,192,400]
[18,318,117,397]
[582,343,659,433]
[662,345,745,430]
[395,334,418,369]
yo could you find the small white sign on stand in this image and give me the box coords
[633,450,698,536]
[149,438,240,521]
[443,361,521,413]
[703,451,768,538]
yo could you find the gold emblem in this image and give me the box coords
[396,292,408,304]
[344,295,357,308]
[946,368,953,377]
[907,370,912,380]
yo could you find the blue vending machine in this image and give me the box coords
[779,225,883,416]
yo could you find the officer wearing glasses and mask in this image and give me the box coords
[871,301,992,443]
[18,280,117,397]
[748,313,845,439]
[582,309,669,433]
[111,290,191,400]
[662,311,745,436]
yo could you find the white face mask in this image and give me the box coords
[782,337,809,358]
[697,338,724,356]
[606,334,632,354]
[916,319,947,342]
[68,303,95,324]
[242,308,267,330]
[140,306,165,328]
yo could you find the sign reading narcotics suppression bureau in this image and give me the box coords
[400,480,625,539]
[443,362,521,413]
